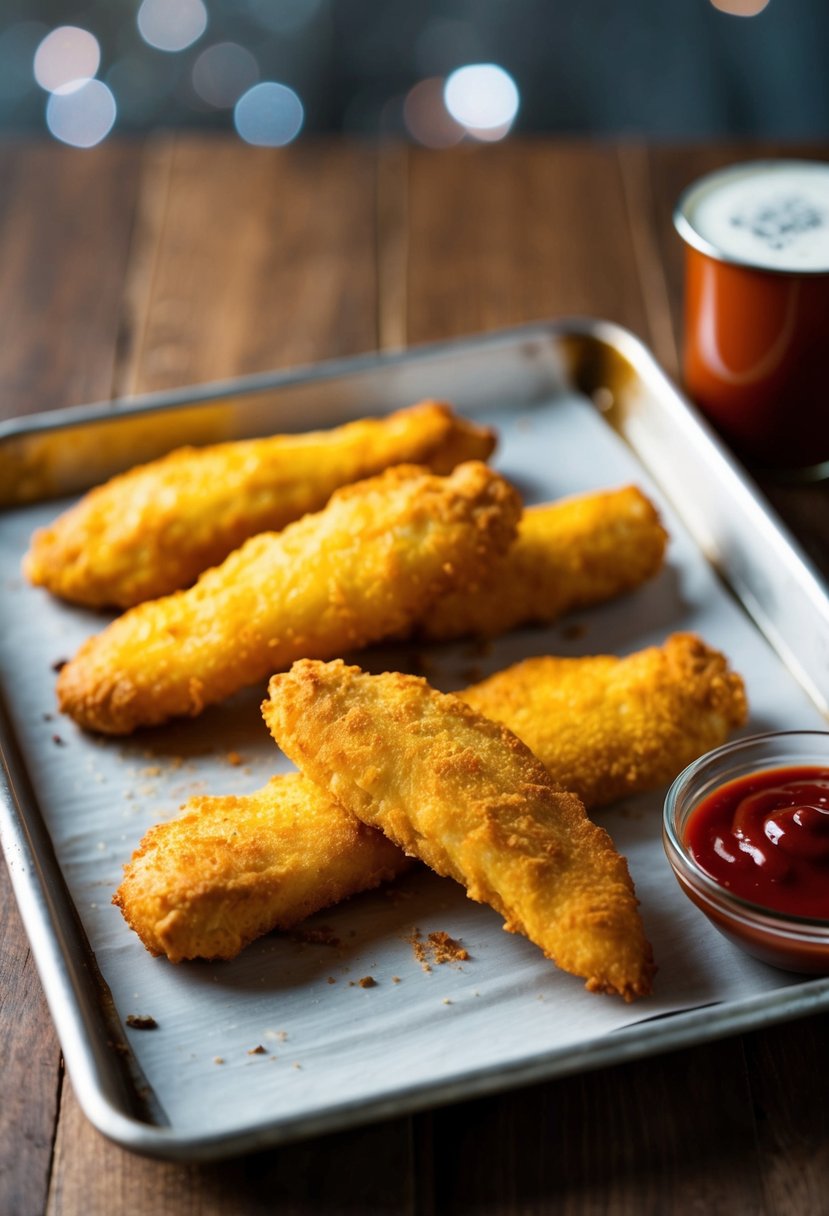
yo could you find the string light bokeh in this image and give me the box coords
[0,0,823,150]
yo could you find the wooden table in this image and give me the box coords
[2,136,828,1216]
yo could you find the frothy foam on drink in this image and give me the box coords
[680,161,829,273]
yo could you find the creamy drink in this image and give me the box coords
[678,160,829,274]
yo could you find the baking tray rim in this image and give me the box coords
[2,315,829,1161]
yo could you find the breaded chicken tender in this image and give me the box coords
[114,772,410,963]
[115,634,745,964]
[24,402,496,608]
[419,485,668,641]
[263,659,655,1001]
[462,633,748,808]
[57,462,521,735]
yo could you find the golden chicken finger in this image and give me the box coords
[57,462,521,735]
[25,401,496,608]
[114,772,411,963]
[263,659,655,1001]
[461,632,748,809]
[419,485,668,641]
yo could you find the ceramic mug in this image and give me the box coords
[674,160,829,476]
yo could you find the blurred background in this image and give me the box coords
[1,0,828,150]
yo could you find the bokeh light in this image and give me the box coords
[404,78,464,148]
[709,0,771,13]
[34,26,100,95]
[233,81,304,146]
[137,0,208,53]
[443,64,519,141]
[46,78,116,146]
[193,42,259,109]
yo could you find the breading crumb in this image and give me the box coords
[407,928,468,970]
[126,1014,158,1030]
[428,931,469,964]
[289,925,341,948]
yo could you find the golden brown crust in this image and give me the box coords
[114,773,410,962]
[24,402,496,608]
[419,485,668,641]
[461,632,748,808]
[57,462,521,735]
[263,659,655,1001]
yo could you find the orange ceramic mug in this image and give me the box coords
[674,160,829,474]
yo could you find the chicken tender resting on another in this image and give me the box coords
[114,772,410,963]
[116,634,745,964]
[462,632,748,808]
[419,485,667,641]
[24,401,496,608]
[263,659,655,1001]
[57,462,521,735]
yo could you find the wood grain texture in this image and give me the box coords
[744,1016,829,1216]
[404,140,651,344]
[0,865,62,1216]
[417,1041,766,1216]
[47,1085,413,1216]
[0,142,142,418]
[115,135,380,395]
[0,138,145,1216]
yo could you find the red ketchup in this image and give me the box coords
[686,765,829,919]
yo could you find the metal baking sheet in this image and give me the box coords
[1,319,828,1161]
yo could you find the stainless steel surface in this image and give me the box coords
[1,318,828,1161]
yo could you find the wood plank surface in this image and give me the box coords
[114,136,380,397]
[405,141,651,344]
[1,135,828,1216]
[0,143,143,417]
[0,141,145,1216]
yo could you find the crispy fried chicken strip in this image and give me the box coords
[462,633,748,809]
[419,485,668,640]
[114,773,411,963]
[115,634,744,964]
[24,402,496,608]
[57,462,521,735]
[263,659,655,1000]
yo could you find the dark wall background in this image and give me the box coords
[1,0,827,142]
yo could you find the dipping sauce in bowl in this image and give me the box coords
[664,731,829,973]
[674,160,829,475]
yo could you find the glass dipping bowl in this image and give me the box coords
[663,730,829,974]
